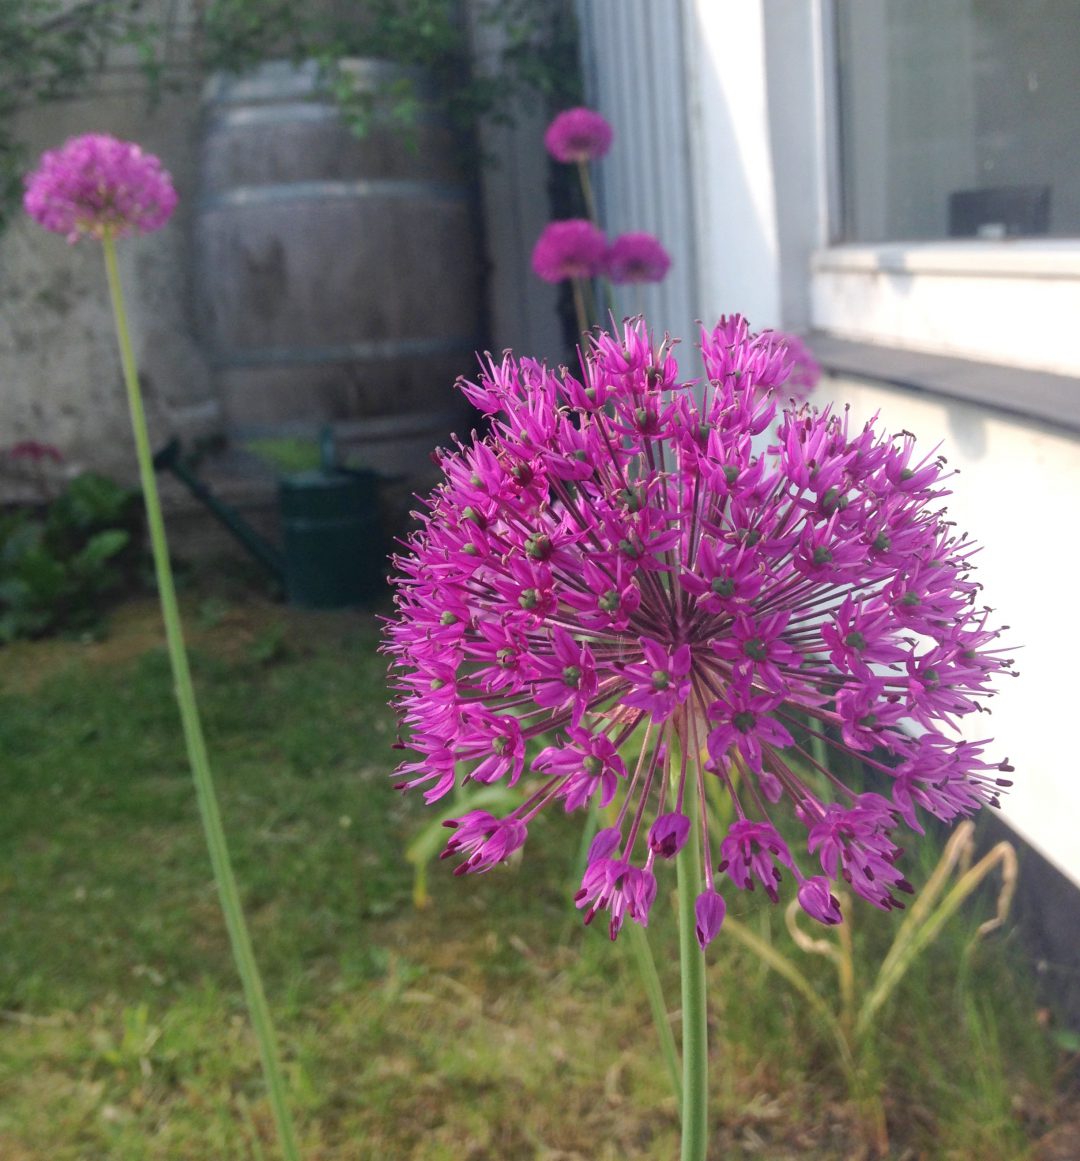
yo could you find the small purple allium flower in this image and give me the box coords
[531,220,608,283]
[385,317,1014,948]
[705,316,821,404]
[604,232,672,285]
[24,133,177,242]
[769,331,822,402]
[544,107,614,163]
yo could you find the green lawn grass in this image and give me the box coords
[0,596,1065,1159]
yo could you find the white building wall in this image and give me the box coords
[683,0,782,330]
[819,373,1080,886]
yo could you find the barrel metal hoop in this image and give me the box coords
[211,334,481,369]
[202,59,434,107]
[206,103,342,129]
[204,103,446,131]
[198,178,469,210]
[281,515,369,532]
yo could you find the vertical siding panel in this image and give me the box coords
[467,2,564,362]
[579,0,700,359]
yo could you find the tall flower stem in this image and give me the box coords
[102,235,301,1161]
[576,159,599,226]
[676,765,708,1161]
[572,159,614,326]
[570,277,590,337]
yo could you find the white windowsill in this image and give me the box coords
[810,239,1080,377]
[812,239,1080,280]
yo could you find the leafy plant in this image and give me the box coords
[0,0,582,228]
[200,0,582,137]
[0,471,143,641]
[724,820,1020,1157]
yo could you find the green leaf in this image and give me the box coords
[1053,1028,1080,1054]
[74,528,130,570]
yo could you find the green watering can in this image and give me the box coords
[153,432,387,609]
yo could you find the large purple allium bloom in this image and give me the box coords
[604,232,672,285]
[24,133,177,242]
[385,318,1013,946]
[531,220,607,283]
[544,107,614,163]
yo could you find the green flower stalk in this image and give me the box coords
[24,133,301,1161]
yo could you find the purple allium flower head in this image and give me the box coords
[544,107,614,163]
[531,220,607,283]
[385,317,1015,946]
[604,232,672,285]
[24,134,177,242]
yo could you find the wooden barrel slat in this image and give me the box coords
[193,59,482,440]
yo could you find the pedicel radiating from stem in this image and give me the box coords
[25,134,302,1161]
[675,733,709,1161]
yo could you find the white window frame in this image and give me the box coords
[808,1,1080,382]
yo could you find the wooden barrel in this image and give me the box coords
[193,59,483,437]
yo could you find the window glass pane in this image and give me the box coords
[836,0,1080,241]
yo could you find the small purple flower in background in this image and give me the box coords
[23,133,177,242]
[385,316,1014,946]
[704,315,821,404]
[544,107,614,163]
[534,108,672,330]
[604,232,672,285]
[7,440,64,463]
[531,219,608,283]
[769,331,822,401]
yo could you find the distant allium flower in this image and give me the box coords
[706,316,821,405]
[385,317,1014,947]
[24,134,177,242]
[544,107,614,163]
[531,220,607,283]
[604,232,672,285]
[770,332,822,402]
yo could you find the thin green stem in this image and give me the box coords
[625,922,682,1104]
[676,770,708,1161]
[576,158,599,225]
[573,158,615,326]
[102,235,301,1161]
[571,277,591,335]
